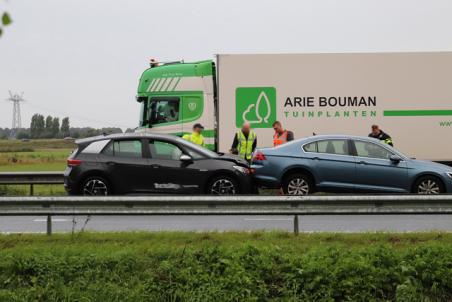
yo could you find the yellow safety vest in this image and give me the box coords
[237,130,256,161]
[182,132,205,146]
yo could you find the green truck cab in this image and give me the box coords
[136,60,217,150]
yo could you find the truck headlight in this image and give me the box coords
[233,165,250,174]
[446,172,452,179]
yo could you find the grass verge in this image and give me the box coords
[0,232,451,301]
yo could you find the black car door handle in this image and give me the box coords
[150,164,161,169]
[312,157,320,160]
[359,161,367,165]
[106,161,115,166]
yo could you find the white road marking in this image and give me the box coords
[33,218,70,222]
[244,218,293,221]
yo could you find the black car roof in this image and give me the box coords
[75,131,182,145]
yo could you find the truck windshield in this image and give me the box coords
[148,97,180,126]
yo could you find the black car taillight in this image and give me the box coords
[67,159,82,167]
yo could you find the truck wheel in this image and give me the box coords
[283,173,313,196]
[207,175,239,195]
[413,176,444,194]
[81,176,110,196]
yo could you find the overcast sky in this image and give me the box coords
[1,0,451,129]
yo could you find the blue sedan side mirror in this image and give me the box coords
[390,155,402,163]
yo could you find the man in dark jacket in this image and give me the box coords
[368,125,393,146]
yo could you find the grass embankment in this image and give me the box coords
[0,232,451,301]
[0,139,74,195]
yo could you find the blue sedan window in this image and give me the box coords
[303,142,317,153]
[317,140,349,155]
[355,141,393,159]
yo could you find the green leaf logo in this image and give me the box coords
[236,87,276,128]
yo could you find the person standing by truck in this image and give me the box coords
[182,123,205,147]
[272,121,294,146]
[368,125,394,146]
[230,122,257,162]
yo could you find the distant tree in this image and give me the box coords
[51,117,60,138]
[0,128,10,139]
[30,114,38,138]
[30,114,45,138]
[100,127,122,135]
[125,128,135,133]
[36,114,45,138]
[61,117,70,137]
[69,128,80,139]
[16,129,30,139]
[44,115,53,138]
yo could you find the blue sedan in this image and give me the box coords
[251,135,452,195]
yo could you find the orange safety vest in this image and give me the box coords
[273,131,288,146]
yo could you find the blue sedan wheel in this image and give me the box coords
[283,173,313,196]
[414,176,444,194]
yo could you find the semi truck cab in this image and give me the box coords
[136,60,218,150]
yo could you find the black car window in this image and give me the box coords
[150,140,183,160]
[354,140,393,160]
[81,140,111,154]
[303,142,317,153]
[184,148,204,160]
[317,139,349,156]
[102,140,142,158]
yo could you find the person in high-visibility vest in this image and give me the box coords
[368,124,394,146]
[230,122,257,162]
[272,121,294,147]
[182,123,205,147]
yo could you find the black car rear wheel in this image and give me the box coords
[414,176,444,195]
[81,176,110,196]
[283,173,313,196]
[208,176,239,195]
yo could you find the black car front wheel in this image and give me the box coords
[207,176,239,195]
[81,176,110,196]
[414,176,444,195]
[283,173,313,196]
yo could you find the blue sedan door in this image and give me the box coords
[352,140,409,192]
[304,139,356,191]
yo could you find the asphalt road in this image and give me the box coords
[1,215,452,233]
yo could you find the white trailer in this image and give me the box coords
[136,52,452,163]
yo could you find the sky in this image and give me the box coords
[0,0,451,129]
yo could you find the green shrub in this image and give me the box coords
[0,233,451,301]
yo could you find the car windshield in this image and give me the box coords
[176,137,219,158]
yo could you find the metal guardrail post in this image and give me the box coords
[294,215,299,235]
[30,184,34,196]
[46,215,52,236]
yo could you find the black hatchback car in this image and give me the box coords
[64,133,253,195]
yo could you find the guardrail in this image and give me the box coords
[1,195,452,235]
[0,172,64,195]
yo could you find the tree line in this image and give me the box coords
[0,114,133,139]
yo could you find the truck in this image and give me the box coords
[136,52,452,164]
